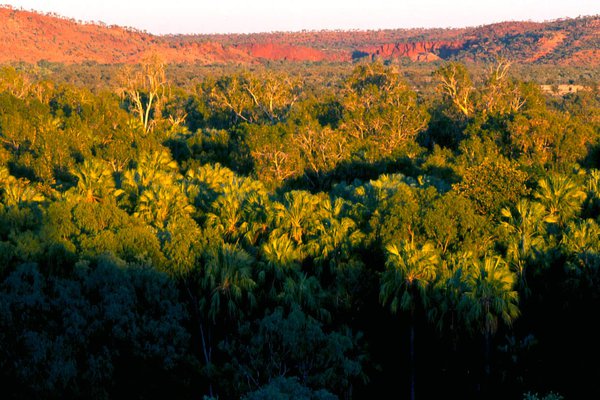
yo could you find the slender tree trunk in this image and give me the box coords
[185,284,214,398]
[200,321,215,398]
[409,314,416,400]
[483,331,492,395]
[199,322,212,366]
[143,93,155,133]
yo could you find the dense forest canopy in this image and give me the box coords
[0,57,599,399]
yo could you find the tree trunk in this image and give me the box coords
[483,331,492,395]
[185,284,214,397]
[199,321,215,398]
[409,314,416,400]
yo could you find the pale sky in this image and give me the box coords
[2,0,598,34]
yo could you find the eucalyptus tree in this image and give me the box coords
[367,173,422,246]
[435,62,474,118]
[117,53,168,133]
[0,66,32,99]
[454,157,530,216]
[340,62,429,159]
[422,192,490,256]
[207,70,301,125]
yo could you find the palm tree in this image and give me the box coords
[271,191,324,246]
[582,169,600,218]
[315,197,363,264]
[1,176,44,207]
[534,173,586,228]
[122,150,180,202]
[561,219,600,292]
[196,243,256,397]
[429,252,471,340]
[69,159,122,203]
[138,149,179,174]
[427,253,474,391]
[500,199,549,293]
[205,184,269,246]
[261,234,303,282]
[201,243,256,322]
[380,240,439,400]
[460,255,519,389]
[134,184,194,230]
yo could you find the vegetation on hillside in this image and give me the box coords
[1,6,598,65]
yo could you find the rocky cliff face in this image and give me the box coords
[360,41,464,61]
[0,6,597,65]
[237,43,327,61]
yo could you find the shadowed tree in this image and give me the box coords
[501,199,551,293]
[380,240,439,400]
[196,243,256,397]
[201,243,256,323]
[561,219,600,294]
[460,256,519,391]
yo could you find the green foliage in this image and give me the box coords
[223,306,363,398]
[523,392,564,400]
[201,243,256,322]
[244,377,337,400]
[454,157,530,216]
[380,241,439,314]
[0,60,598,399]
[0,260,190,398]
[460,256,520,336]
[340,62,429,160]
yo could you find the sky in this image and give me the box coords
[2,0,599,34]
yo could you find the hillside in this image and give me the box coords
[0,6,598,65]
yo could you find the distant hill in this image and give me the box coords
[0,6,598,65]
